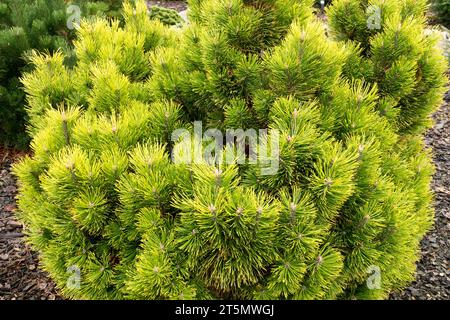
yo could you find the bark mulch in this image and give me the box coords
[0,148,61,300]
[147,0,187,12]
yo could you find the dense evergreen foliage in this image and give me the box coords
[328,0,447,134]
[13,0,447,300]
[0,0,122,148]
[430,0,450,28]
[149,6,184,26]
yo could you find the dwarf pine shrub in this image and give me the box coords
[14,0,447,300]
[149,6,184,26]
[327,0,448,134]
[0,0,123,148]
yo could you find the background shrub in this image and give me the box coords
[430,0,450,28]
[0,0,123,149]
[148,6,184,26]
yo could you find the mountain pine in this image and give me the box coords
[327,0,447,134]
[149,6,184,26]
[0,0,123,148]
[14,0,447,300]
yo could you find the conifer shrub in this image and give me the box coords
[148,6,184,26]
[327,0,448,134]
[79,0,124,21]
[0,0,67,148]
[430,0,450,28]
[14,0,447,300]
[0,0,123,148]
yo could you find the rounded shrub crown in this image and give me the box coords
[327,0,447,134]
[0,0,126,148]
[14,0,447,299]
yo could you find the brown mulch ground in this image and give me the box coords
[0,149,61,300]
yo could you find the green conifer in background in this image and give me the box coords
[14,0,447,300]
[430,0,450,28]
[0,0,123,148]
[149,6,184,26]
[78,0,124,21]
